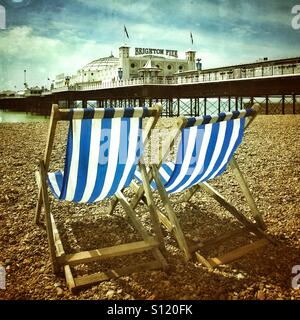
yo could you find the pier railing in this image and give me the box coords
[71,78,178,91]
[50,63,300,93]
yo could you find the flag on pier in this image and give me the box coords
[124,25,129,39]
[190,32,194,45]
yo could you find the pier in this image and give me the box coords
[0,74,300,116]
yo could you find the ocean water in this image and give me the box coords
[0,111,48,123]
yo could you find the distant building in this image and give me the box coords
[24,86,44,96]
[0,90,15,97]
[55,45,197,89]
[55,73,66,89]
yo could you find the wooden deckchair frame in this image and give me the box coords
[123,103,272,267]
[34,104,168,292]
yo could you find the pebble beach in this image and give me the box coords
[0,114,300,300]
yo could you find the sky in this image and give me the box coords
[0,0,299,90]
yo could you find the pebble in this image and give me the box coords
[56,287,64,296]
[237,273,245,280]
[106,290,115,299]
[39,267,45,274]
[23,258,31,265]
[257,290,266,300]
[1,117,300,300]
[54,282,62,288]
[5,259,11,266]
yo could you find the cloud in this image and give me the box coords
[0,0,300,90]
[0,26,117,89]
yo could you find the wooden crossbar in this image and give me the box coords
[188,228,249,253]
[196,238,269,269]
[54,105,162,120]
[73,260,164,289]
[57,239,159,266]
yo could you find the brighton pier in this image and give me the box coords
[0,48,300,117]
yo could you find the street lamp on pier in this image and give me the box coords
[24,69,28,89]
[65,76,71,88]
[196,58,202,71]
[118,68,123,80]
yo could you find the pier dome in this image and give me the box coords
[82,54,119,72]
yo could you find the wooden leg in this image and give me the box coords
[39,160,59,274]
[35,106,58,224]
[132,177,174,232]
[108,195,119,215]
[130,169,156,210]
[152,166,192,261]
[34,171,43,225]
[182,185,198,202]
[229,157,266,229]
[116,190,168,268]
[130,184,146,210]
[34,190,42,225]
[139,163,165,253]
[64,265,76,292]
[130,181,148,204]
[116,190,152,241]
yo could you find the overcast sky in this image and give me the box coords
[0,0,299,90]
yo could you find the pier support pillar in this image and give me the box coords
[204,97,207,115]
[266,95,269,115]
[235,97,239,111]
[177,98,180,116]
[293,94,296,115]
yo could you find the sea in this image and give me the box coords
[0,111,48,123]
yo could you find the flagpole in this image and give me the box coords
[190,32,194,47]
[124,25,129,44]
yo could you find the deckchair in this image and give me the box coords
[34,104,167,291]
[130,104,272,267]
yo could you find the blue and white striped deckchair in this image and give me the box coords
[35,104,167,291]
[133,104,270,265]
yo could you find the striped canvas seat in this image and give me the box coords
[135,109,251,194]
[47,107,145,203]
